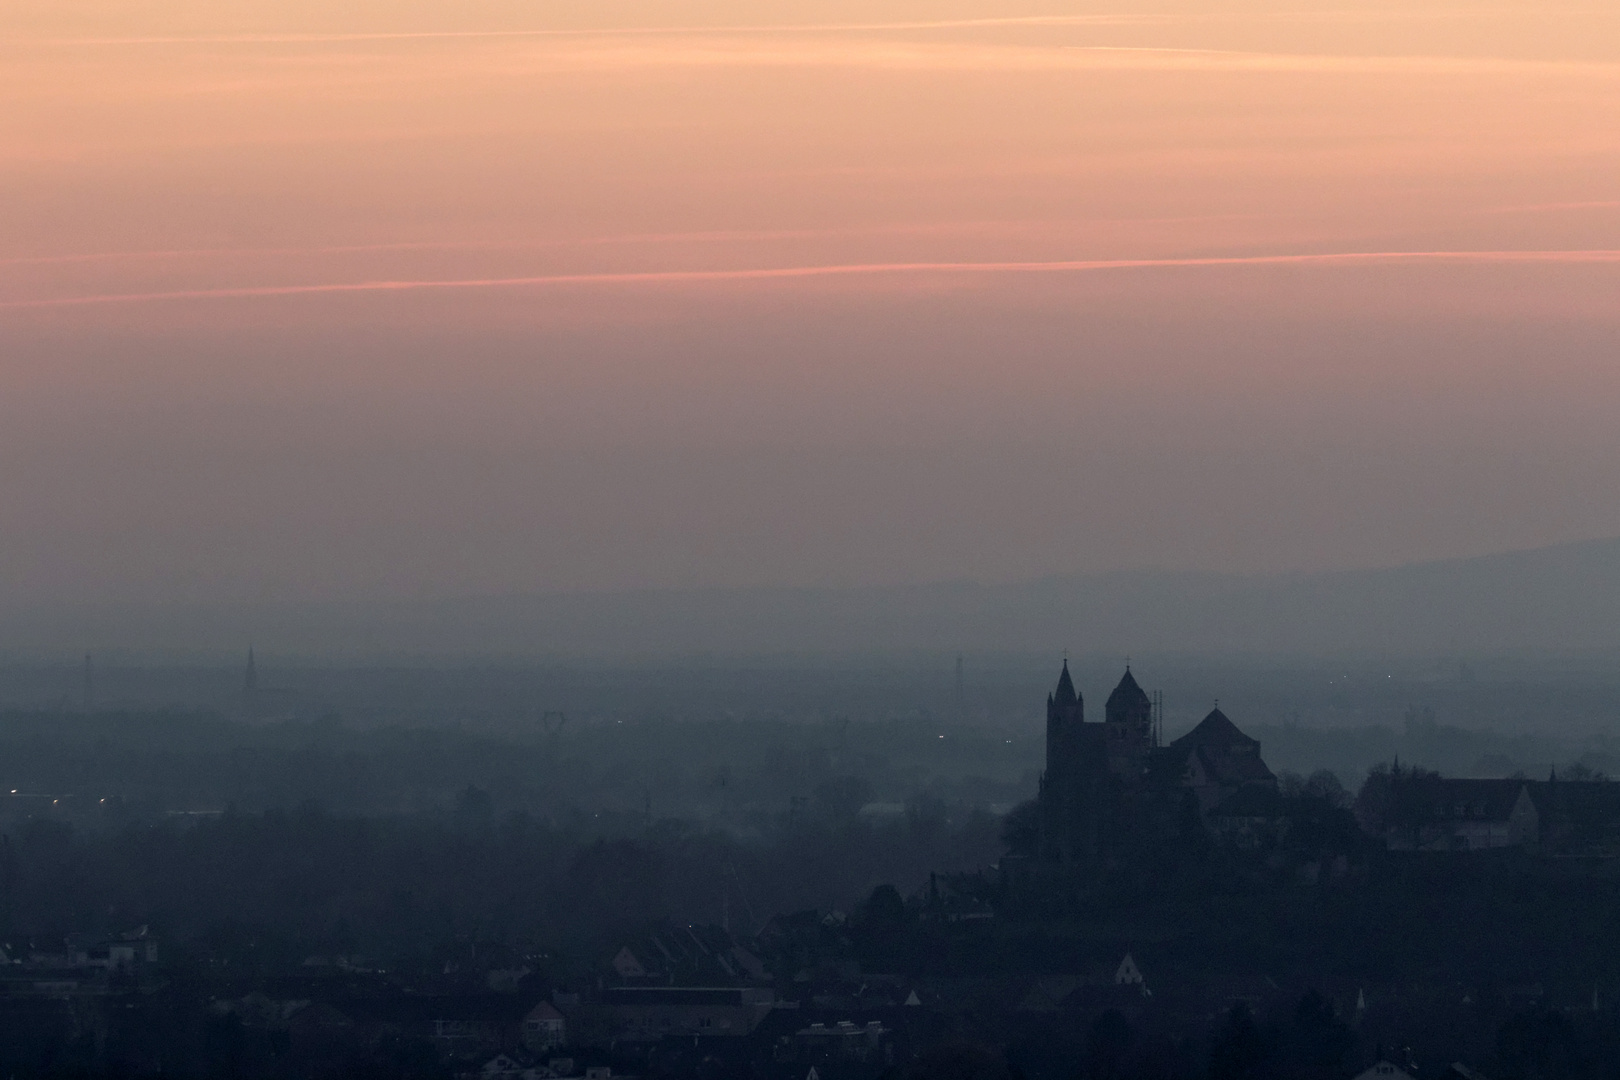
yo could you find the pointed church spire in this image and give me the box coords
[1053,659,1077,707]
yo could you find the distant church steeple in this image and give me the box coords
[1053,659,1078,708]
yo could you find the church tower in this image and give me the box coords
[1044,659,1082,786]
[1037,661,1163,863]
[1040,660,1112,861]
[1103,666,1154,779]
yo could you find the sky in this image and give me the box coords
[3,1,1620,606]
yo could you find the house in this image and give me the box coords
[1369,770,1620,854]
[609,924,767,986]
[1353,1063,1416,1080]
[63,926,159,971]
[776,1020,890,1065]
[109,926,158,968]
[597,985,775,1041]
[522,1001,567,1053]
[487,967,533,993]
[1378,778,1539,851]
[286,1001,355,1037]
[1017,976,1078,1012]
[1205,785,1291,850]
[611,948,646,980]
[1114,954,1144,987]
[285,1002,358,1056]
[478,1054,529,1080]
[469,1052,583,1080]
[429,996,539,1059]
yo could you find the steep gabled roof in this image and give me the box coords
[1193,743,1277,786]
[525,1001,565,1022]
[1170,708,1257,751]
[1398,777,1532,822]
[1162,708,1274,786]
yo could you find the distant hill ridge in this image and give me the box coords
[8,536,1620,658]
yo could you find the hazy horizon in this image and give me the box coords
[0,533,1614,661]
[6,0,1620,609]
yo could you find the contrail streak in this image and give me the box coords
[0,228,955,267]
[6,251,1619,310]
[0,220,1260,268]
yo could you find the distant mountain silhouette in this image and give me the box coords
[11,537,1620,658]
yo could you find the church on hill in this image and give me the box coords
[1036,661,1277,863]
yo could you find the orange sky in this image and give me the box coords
[3,1,1619,604]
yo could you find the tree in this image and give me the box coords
[1209,1003,1277,1080]
[1496,1009,1580,1080]
[1284,990,1355,1079]
[1000,800,1041,858]
[1304,771,1351,809]
[1086,1010,1133,1080]
[905,1043,1010,1080]
[859,883,908,933]
[1355,761,1440,840]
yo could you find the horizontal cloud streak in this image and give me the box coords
[0,219,1267,267]
[46,9,1592,46]
[32,39,1620,80]
[520,42,1620,78]
[8,250,1620,310]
